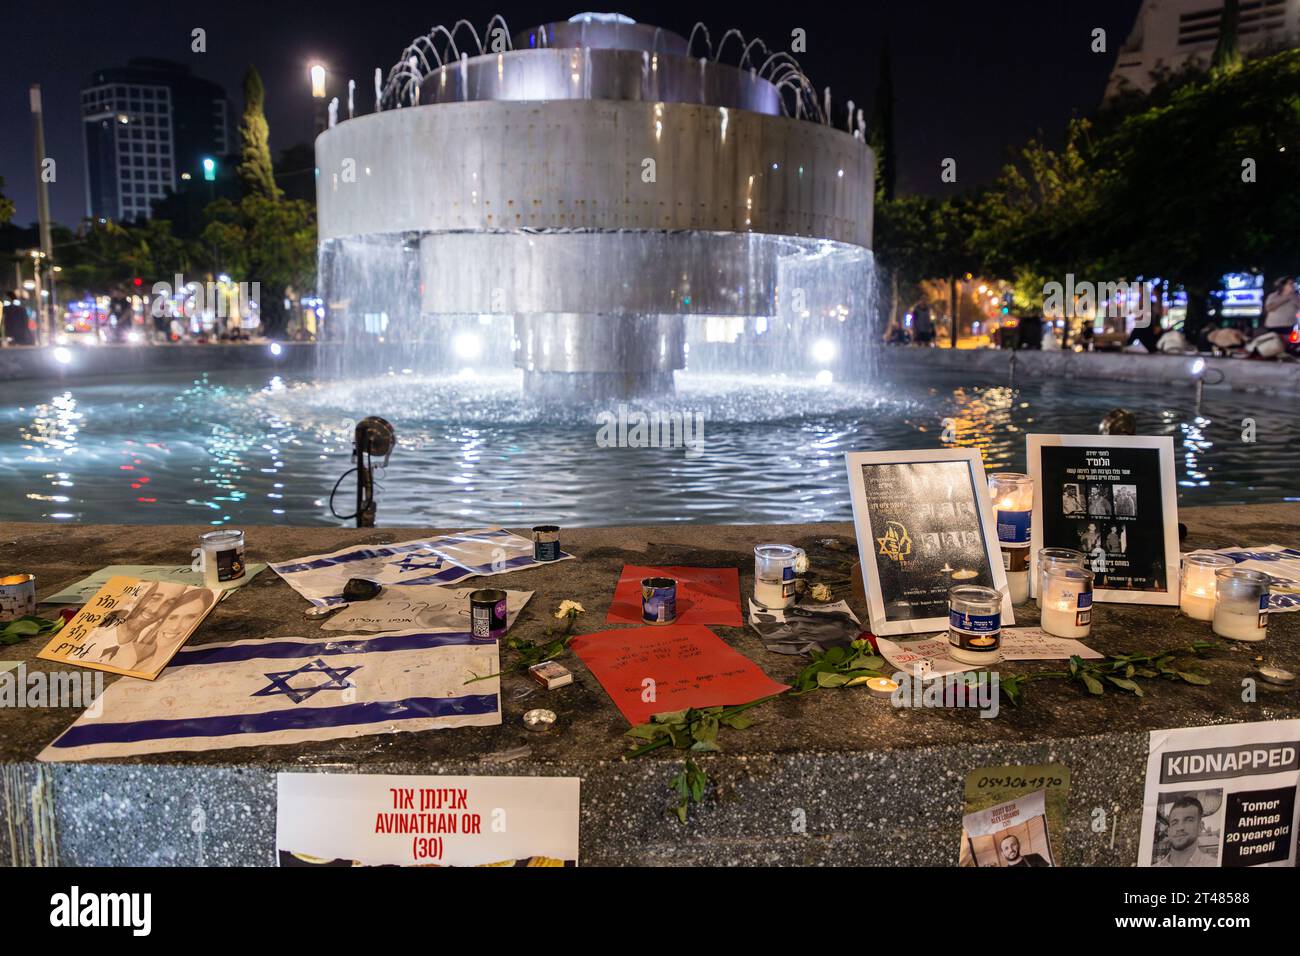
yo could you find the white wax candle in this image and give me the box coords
[754,578,793,609]
[1007,570,1029,605]
[1212,605,1267,642]
[1041,601,1090,638]
[1179,588,1216,622]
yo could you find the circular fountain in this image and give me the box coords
[315,13,876,397]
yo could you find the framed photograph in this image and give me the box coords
[1027,434,1179,605]
[846,449,1014,636]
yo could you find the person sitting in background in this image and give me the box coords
[1264,277,1299,333]
[911,302,935,346]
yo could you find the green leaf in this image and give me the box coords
[816,672,850,688]
[652,709,690,725]
[1178,671,1212,685]
[720,712,755,730]
[625,723,666,741]
[1106,676,1144,696]
[1081,672,1105,695]
[1000,676,1025,707]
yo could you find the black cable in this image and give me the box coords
[328,467,359,520]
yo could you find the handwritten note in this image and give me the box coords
[321,586,533,634]
[571,624,788,725]
[606,566,743,626]
[877,627,1102,679]
[44,564,265,605]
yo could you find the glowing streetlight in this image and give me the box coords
[311,64,327,99]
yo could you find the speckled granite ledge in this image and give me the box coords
[2,508,1298,866]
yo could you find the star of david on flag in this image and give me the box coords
[253,659,361,704]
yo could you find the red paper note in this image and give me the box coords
[606,565,744,626]
[571,624,789,725]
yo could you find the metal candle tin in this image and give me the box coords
[641,577,678,625]
[532,525,561,562]
[469,588,508,641]
[0,573,36,622]
[947,584,1003,665]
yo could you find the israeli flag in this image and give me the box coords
[271,527,573,607]
[39,630,500,762]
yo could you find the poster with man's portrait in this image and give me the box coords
[846,449,1013,636]
[1028,435,1179,605]
[1148,789,1224,867]
[960,788,1057,867]
[37,576,219,680]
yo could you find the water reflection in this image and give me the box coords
[2,369,1299,527]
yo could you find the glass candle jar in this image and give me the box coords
[1040,567,1093,638]
[1035,548,1085,609]
[753,543,805,609]
[990,473,1033,605]
[948,584,1003,665]
[1180,553,1235,621]
[193,529,246,590]
[1213,567,1270,642]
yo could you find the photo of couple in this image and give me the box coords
[44,577,220,680]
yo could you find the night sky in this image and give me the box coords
[2,0,1142,226]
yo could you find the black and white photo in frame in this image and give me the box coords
[846,448,1014,636]
[1027,434,1179,605]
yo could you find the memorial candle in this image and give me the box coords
[1180,553,1234,622]
[1035,547,1085,609]
[1212,567,1270,642]
[990,473,1033,605]
[1040,567,1093,639]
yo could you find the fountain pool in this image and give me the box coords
[2,368,1296,528]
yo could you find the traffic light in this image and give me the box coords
[202,157,216,182]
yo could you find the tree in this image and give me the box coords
[976,120,1109,282]
[200,195,316,336]
[238,67,281,201]
[868,39,896,203]
[0,177,14,227]
[1211,0,1242,77]
[1094,49,1300,340]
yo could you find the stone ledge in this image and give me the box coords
[874,346,1300,396]
[1,508,1297,865]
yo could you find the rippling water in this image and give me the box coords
[2,368,1296,527]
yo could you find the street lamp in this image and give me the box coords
[311,64,328,135]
